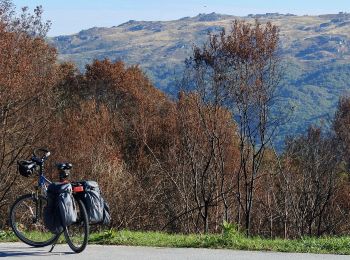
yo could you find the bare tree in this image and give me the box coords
[183,20,281,235]
[333,96,350,171]
[281,127,340,237]
[175,93,237,233]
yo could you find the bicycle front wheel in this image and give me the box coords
[10,193,59,247]
[64,198,89,253]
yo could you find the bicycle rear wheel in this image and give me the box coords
[10,194,59,247]
[64,198,89,253]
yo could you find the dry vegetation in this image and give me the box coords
[1,0,350,240]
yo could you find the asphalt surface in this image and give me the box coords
[0,243,349,260]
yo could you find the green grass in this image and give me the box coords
[88,229,350,255]
[2,227,350,255]
[0,229,67,243]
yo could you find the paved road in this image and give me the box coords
[0,243,349,260]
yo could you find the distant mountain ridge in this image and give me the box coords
[49,12,350,148]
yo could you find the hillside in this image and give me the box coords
[50,12,350,148]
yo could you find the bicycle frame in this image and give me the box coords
[34,161,52,192]
[32,162,52,222]
[38,174,51,193]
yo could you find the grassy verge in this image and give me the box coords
[1,228,350,255]
[88,229,350,255]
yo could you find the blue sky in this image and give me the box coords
[12,0,350,36]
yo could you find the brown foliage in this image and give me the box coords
[171,93,239,233]
[0,1,58,224]
[51,59,180,231]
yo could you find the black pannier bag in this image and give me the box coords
[44,183,77,234]
[102,199,111,225]
[81,181,110,225]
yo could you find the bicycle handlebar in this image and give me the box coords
[32,148,51,163]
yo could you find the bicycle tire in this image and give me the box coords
[10,193,59,247]
[64,197,89,253]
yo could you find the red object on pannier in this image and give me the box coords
[73,185,84,193]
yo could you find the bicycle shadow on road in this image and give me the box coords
[0,245,75,257]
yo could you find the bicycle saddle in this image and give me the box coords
[56,162,73,170]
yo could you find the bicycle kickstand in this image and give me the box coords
[49,233,61,253]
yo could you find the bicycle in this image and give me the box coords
[9,148,89,253]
